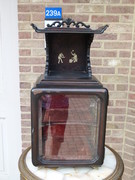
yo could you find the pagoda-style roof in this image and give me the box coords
[31,18,108,34]
[31,18,109,78]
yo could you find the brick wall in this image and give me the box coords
[18,0,135,179]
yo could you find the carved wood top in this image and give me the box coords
[31,18,108,34]
[47,18,90,28]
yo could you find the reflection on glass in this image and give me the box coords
[38,95,100,161]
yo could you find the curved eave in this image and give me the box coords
[31,23,109,34]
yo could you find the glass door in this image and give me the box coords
[38,94,101,161]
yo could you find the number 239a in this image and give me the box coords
[46,10,61,17]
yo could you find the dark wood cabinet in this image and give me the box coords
[31,19,109,167]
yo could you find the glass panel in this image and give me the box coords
[38,94,100,161]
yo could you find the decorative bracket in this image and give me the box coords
[47,18,90,28]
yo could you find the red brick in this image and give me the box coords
[112,130,123,137]
[107,122,124,129]
[109,100,114,106]
[22,135,31,141]
[92,15,119,22]
[119,51,131,58]
[19,0,30,2]
[106,137,123,143]
[130,77,135,84]
[22,143,31,150]
[134,33,135,40]
[22,128,31,134]
[33,66,44,73]
[106,6,134,14]
[94,75,101,81]
[103,84,115,91]
[128,93,135,100]
[125,130,135,140]
[118,68,129,74]
[91,50,117,57]
[104,42,131,49]
[92,67,115,74]
[91,59,102,66]
[31,5,45,12]
[19,22,33,30]
[91,42,102,48]
[130,85,135,91]
[33,32,44,39]
[124,145,135,155]
[120,15,133,23]
[21,106,30,112]
[128,108,135,116]
[20,82,31,89]
[122,0,135,3]
[18,5,31,12]
[63,0,90,3]
[21,120,31,127]
[131,69,135,75]
[19,32,31,39]
[19,40,44,48]
[32,49,45,56]
[21,114,31,119]
[124,153,135,162]
[106,130,111,136]
[107,115,113,121]
[119,33,132,40]
[62,5,75,13]
[19,49,31,56]
[40,0,60,2]
[128,101,135,109]
[20,57,45,64]
[103,76,128,84]
[117,84,128,91]
[132,60,135,67]
[122,174,130,180]
[20,74,39,83]
[20,90,30,98]
[114,116,125,122]
[20,66,31,72]
[123,159,135,169]
[109,144,123,153]
[32,13,44,21]
[132,52,135,58]
[133,43,135,50]
[95,33,117,40]
[108,107,126,114]
[110,24,132,33]
[76,5,104,13]
[63,14,89,22]
[127,116,135,124]
[18,14,31,21]
[126,123,135,132]
[116,100,126,107]
[18,4,45,12]
[91,0,120,3]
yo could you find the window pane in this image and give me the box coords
[38,94,100,161]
